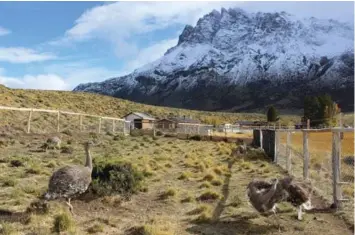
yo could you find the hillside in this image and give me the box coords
[74,7,354,113]
[0,85,302,131]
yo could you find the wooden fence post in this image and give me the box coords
[153,122,156,137]
[98,117,102,134]
[57,111,60,133]
[123,121,127,136]
[27,109,33,133]
[274,131,279,163]
[286,131,292,172]
[307,119,310,129]
[303,131,309,180]
[259,128,263,149]
[112,119,115,133]
[79,115,83,132]
[332,131,341,209]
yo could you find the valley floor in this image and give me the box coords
[0,132,353,235]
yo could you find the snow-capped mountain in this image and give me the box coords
[74,8,354,112]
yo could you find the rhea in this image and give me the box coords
[44,141,94,215]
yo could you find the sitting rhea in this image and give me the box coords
[44,141,94,215]
[43,136,62,151]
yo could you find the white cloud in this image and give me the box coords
[0,47,57,63]
[0,26,11,36]
[124,37,178,73]
[0,74,68,90]
[53,2,237,55]
[0,62,119,91]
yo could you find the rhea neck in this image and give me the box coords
[84,146,93,170]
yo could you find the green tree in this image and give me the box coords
[266,106,278,122]
[303,94,339,127]
[304,96,321,126]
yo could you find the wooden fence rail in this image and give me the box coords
[0,105,130,134]
[271,127,354,210]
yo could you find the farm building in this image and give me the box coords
[218,123,240,133]
[156,118,177,129]
[156,116,200,130]
[236,121,267,128]
[123,112,155,130]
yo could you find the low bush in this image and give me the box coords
[91,160,145,198]
[156,131,163,136]
[189,135,202,141]
[10,159,24,167]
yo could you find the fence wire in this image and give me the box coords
[276,130,354,224]
[339,132,354,224]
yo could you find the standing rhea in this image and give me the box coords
[246,177,290,214]
[44,141,94,215]
[281,176,313,220]
[246,177,292,231]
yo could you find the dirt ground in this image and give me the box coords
[0,131,353,235]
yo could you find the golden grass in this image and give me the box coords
[280,131,354,156]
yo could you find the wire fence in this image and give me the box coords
[156,123,254,139]
[275,128,354,224]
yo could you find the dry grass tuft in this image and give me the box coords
[87,223,104,234]
[159,188,177,200]
[197,190,221,202]
[52,212,75,233]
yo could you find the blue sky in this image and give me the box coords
[0,1,353,90]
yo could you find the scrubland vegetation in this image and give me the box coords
[0,130,353,235]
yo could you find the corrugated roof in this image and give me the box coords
[125,112,155,120]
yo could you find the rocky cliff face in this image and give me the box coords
[74,8,354,112]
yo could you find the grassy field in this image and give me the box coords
[279,132,354,156]
[0,131,353,235]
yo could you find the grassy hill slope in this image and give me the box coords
[0,85,301,129]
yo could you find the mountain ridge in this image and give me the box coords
[73,7,354,112]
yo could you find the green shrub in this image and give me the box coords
[156,131,163,136]
[91,160,145,198]
[189,135,202,141]
[10,159,24,167]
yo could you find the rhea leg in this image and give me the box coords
[297,205,303,220]
[270,204,281,233]
[65,198,74,215]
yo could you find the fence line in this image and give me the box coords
[261,126,354,224]
[0,105,130,135]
